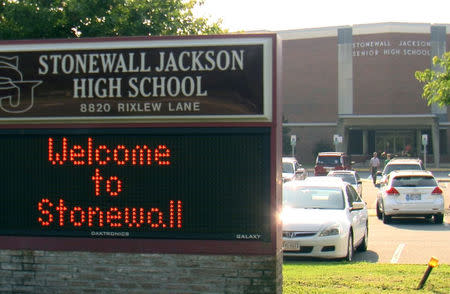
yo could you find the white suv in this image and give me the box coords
[379,158,425,185]
[282,157,307,182]
[376,170,444,224]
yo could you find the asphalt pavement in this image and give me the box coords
[353,215,450,264]
[302,170,450,263]
[358,175,449,265]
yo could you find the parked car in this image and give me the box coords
[327,170,363,197]
[282,157,307,182]
[281,177,368,261]
[314,152,352,176]
[376,170,444,224]
[377,157,425,185]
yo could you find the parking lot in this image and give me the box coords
[293,170,450,264]
[355,176,450,264]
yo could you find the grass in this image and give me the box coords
[283,261,450,293]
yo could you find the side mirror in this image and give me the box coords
[350,201,365,211]
[376,171,382,176]
[375,183,380,188]
[357,180,362,185]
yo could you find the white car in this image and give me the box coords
[327,170,363,197]
[378,158,424,185]
[281,178,368,261]
[282,157,307,182]
[376,170,444,224]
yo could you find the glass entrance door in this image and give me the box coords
[375,130,416,157]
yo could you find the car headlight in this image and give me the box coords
[279,209,296,224]
[318,224,342,237]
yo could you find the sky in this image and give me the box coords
[194,0,450,32]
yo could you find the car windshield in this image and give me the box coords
[283,187,345,209]
[329,174,356,185]
[317,156,340,166]
[383,164,422,175]
[282,162,294,173]
[392,176,437,187]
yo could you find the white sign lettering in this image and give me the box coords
[352,39,431,58]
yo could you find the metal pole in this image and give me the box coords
[424,144,427,169]
[417,256,439,289]
[417,266,433,289]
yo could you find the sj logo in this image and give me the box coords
[0,56,42,113]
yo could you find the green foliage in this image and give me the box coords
[415,51,450,107]
[0,0,224,39]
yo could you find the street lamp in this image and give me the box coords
[417,256,439,289]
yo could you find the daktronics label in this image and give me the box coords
[0,128,271,240]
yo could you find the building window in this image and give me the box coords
[348,130,363,154]
[440,129,447,155]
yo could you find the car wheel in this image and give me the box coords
[345,233,354,262]
[434,214,444,224]
[357,224,368,252]
[382,211,391,224]
[376,201,382,220]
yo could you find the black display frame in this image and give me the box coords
[0,126,272,242]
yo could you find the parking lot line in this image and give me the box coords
[391,243,406,263]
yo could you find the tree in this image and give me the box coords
[0,0,223,39]
[415,51,450,106]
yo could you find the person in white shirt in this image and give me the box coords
[369,152,380,185]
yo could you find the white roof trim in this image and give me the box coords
[277,22,450,40]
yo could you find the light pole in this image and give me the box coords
[422,134,428,168]
[290,135,296,157]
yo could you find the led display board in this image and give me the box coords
[0,127,271,240]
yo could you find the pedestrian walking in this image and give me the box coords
[384,153,391,166]
[369,152,380,185]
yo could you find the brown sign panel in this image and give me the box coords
[0,35,280,256]
[0,37,273,122]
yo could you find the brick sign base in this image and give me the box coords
[0,249,282,293]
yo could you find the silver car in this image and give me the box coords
[282,157,307,182]
[378,158,425,185]
[327,170,363,197]
[376,170,444,224]
[281,177,368,261]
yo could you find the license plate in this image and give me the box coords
[406,193,421,201]
[283,241,300,251]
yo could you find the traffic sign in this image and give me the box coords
[422,134,428,146]
[290,135,296,146]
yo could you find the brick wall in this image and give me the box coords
[0,250,282,293]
